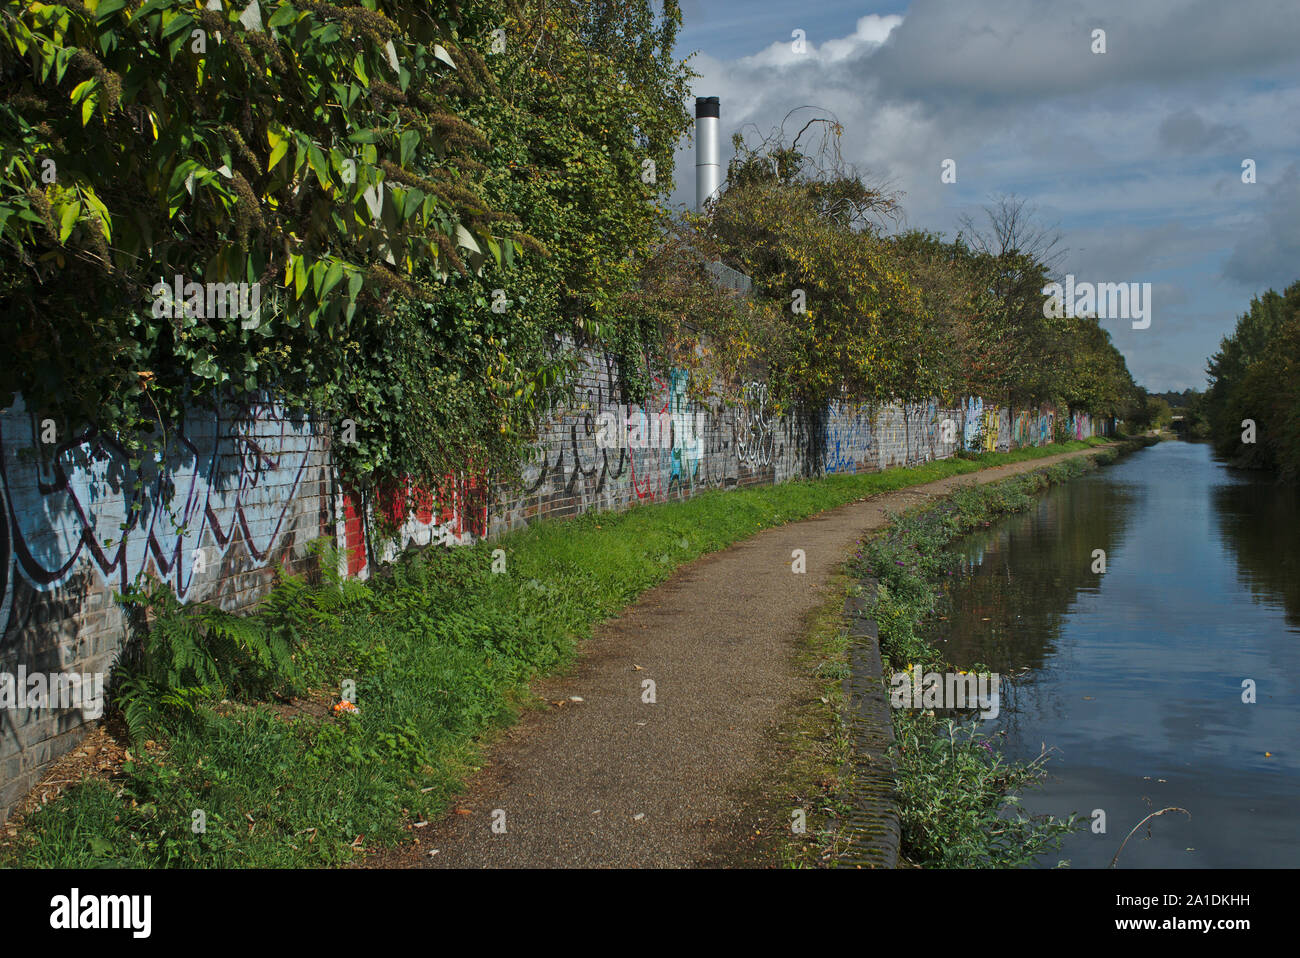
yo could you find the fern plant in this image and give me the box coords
[124,581,297,691]
[109,538,367,740]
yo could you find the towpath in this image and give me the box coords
[385,445,1107,867]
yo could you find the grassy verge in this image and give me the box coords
[769,575,857,868]
[1,438,1111,869]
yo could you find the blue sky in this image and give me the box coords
[667,1,1300,392]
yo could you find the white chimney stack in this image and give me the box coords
[695,96,720,212]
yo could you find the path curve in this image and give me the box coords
[387,446,1108,868]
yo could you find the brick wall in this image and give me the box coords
[0,351,1106,819]
[0,395,331,817]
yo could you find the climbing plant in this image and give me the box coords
[0,0,517,440]
[0,0,696,501]
[328,0,696,496]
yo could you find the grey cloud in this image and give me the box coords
[859,0,1300,110]
[1223,162,1300,289]
[1157,108,1245,153]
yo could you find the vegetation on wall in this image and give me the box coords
[0,0,693,502]
[2,0,508,438]
[2,1,1137,512]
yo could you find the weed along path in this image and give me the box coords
[384,445,1112,869]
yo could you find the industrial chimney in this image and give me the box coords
[695,96,720,212]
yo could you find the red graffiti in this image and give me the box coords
[341,483,367,577]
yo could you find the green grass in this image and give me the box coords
[0,438,1111,869]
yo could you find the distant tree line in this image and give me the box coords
[1203,280,1300,478]
[651,122,1143,423]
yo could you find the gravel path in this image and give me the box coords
[392,447,1106,868]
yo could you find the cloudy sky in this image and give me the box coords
[668,0,1300,391]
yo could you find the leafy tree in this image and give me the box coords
[1055,315,1139,419]
[1204,280,1300,474]
[1,0,507,439]
[700,122,929,410]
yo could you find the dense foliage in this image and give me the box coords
[0,0,692,497]
[661,126,1141,418]
[3,1,505,433]
[1204,280,1300,478]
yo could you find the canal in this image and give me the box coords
[931,439,1300,867]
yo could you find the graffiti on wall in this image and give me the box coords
[735,381,776,468]
[962,397,983,451]
[490,355,799,534]
[823,403,873,474]
[0,351,1111,629]
[0,395,323,641]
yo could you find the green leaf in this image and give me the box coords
[53,47,75,85]
[69,78,95,105]
[398,129,419,168]
[401,188,424,220]
[160,12,195,40]
[57,201,81,244]
[268,137,289,172]
[80,189,112,243]
[267,3,297,29]
[321,260,344,298]
[133,0,173,19]
[95,0,128,21]
[307,145,330,188]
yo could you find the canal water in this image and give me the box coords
[930,440,1300,868]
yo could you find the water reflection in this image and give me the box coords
[930,441,1300,868]
[1212,475,1300,629]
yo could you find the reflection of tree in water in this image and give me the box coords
[1211,477,1300,628]
[926,477,1140,676]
